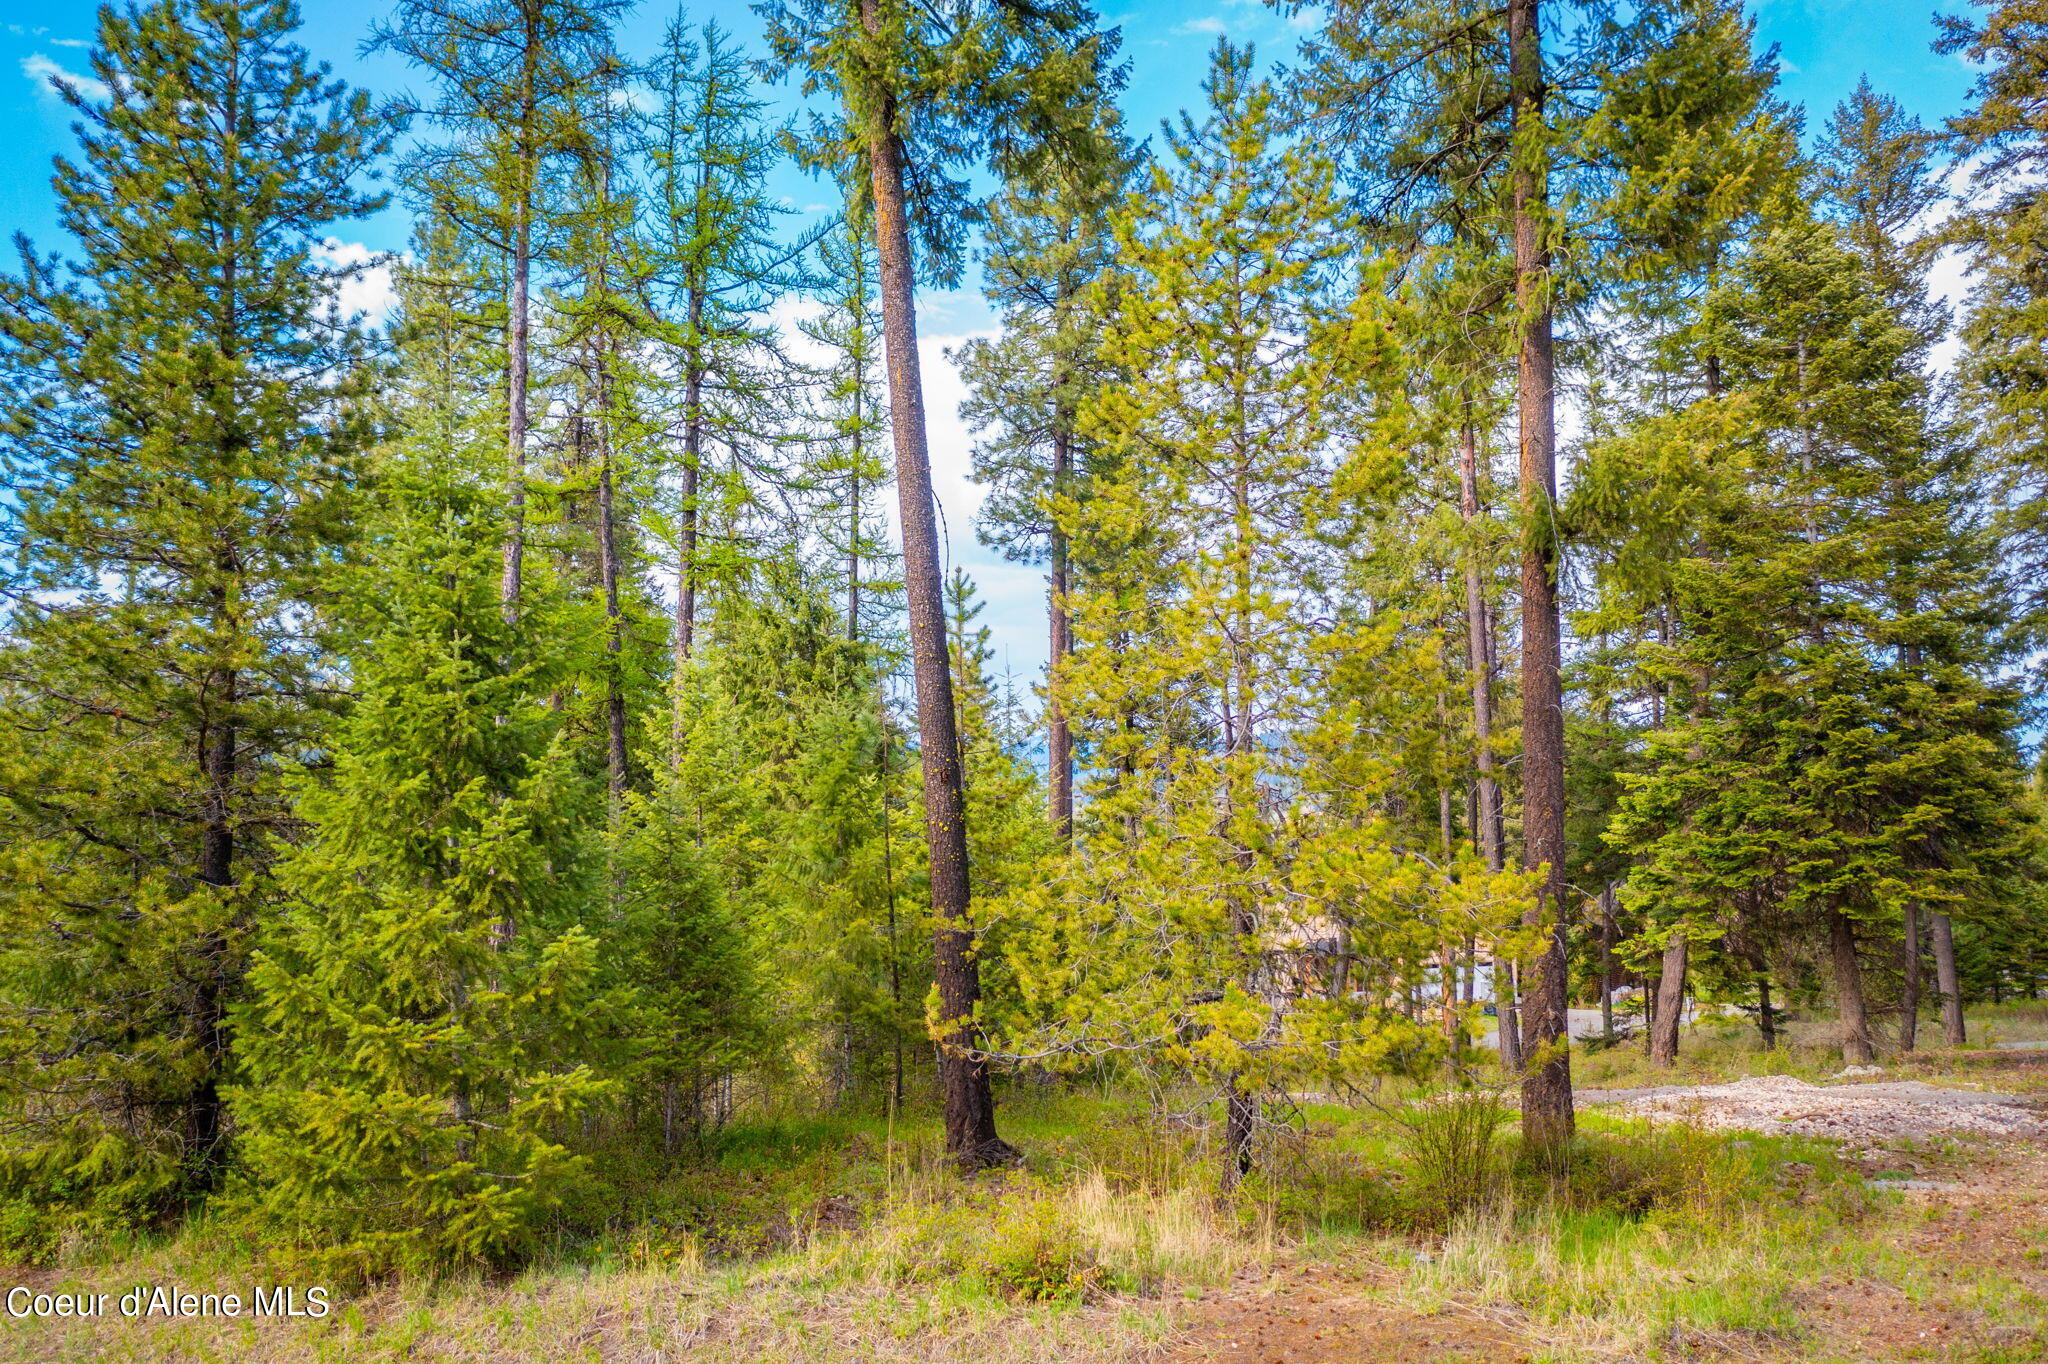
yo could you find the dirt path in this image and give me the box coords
[1582,1073,2048,1143]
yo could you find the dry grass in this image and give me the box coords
[0,1161,1250,1364]
[8,1050,2048,1362]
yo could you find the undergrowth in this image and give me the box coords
[0,1072,2004,1362]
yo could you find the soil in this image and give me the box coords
[1152,1262,1529,1364]
[1590,1073,2047,1143]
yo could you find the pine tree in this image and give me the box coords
[1816,80,1947,355]
[995,46,1533,1192]
[1938,1,2048,650]
[1816,79,1959,1048]
[642,14,819,689]
[1605,222,2028,1065]
[957,98,1135,845]
[230,260,607,1276]
[371,0,630,622]
[609,780,769,1154]
[759,0,1119,1169]
[0,0,390,1213]
[666,557,923,1112]
[1287,0,1791,1127]
[554,47,652,807]
[798,207,897,645]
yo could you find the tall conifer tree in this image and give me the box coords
[759,0,1118,1168]
[958,99,1134,846]
[371,0,629,622]
[232,266,607,1268]
[0,0,390,1205]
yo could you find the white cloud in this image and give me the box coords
[312,238,400,328]
[22,53,109,103]
[607,83,658,114]
[756,287,1053,690]
[1175,16,1228,35]
[50,38,88,50]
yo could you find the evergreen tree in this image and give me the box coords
[798,207,898,646]
[1604,222,2028,1065]
[996,47,1532,1192]
[759,0,1120,1168]
[667,558,924,1112]
[609,779,769,1153]
[0,0,390,1213]
[231,399,607,1276]
[1816,78,1963,1047]
[1939,0,2048,638]
[371,0,630,621]
[1816,80,1947,355]
[957,98,1135,845]
[642,15,819,686]
[1287,0,1792,1125]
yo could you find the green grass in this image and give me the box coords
[4,1059,2047,1362]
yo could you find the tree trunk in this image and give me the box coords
[1509,0,1574,1152]
[1457,418,1505,878]
[1931,910,1966,1046]
[1643,968,1655,1056]
[1830,911,1876,1065]
[188,656,236,1190]
[595,408,628,803]
[847,428,863,642]
[1049,428,1074,846]
[1219,1084,1256,1196]
[861,45,1010,1170]
[1650,937,1687,1067]
[1756,970,1776,1050]
[1599,884,1616,1043]
[1498,957,1523,1071]
[671,325,705,760]
[1901,901,1921,1053]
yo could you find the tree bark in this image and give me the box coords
[1830,911,1877,1065]
[1756,970,1776,1050]
[1650,937,1687,1067]
[1458,418,1505,878]
[1599,884,1616,1042]
[1219,420,1264,1192]
[1498,958,1523,1071]
[861,37,1011,1169]
[1931,910,1966,1046]
[847,427,863,642]
[1509,0,1574,1151]
[671,298,705,760]
[1220,1085,1256,1196]
[1459,419,1520,1073]
[595,409,628,802]
[1901,901,1921,1053]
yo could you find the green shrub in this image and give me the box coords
[978,1208,1101,1302]
[1396,1088,1510,1225]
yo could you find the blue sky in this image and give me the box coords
[0,0,1985,689]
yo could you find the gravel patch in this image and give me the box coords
[1599,1074,2047,1142]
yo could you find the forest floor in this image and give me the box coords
[8,1007,2048,1363]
